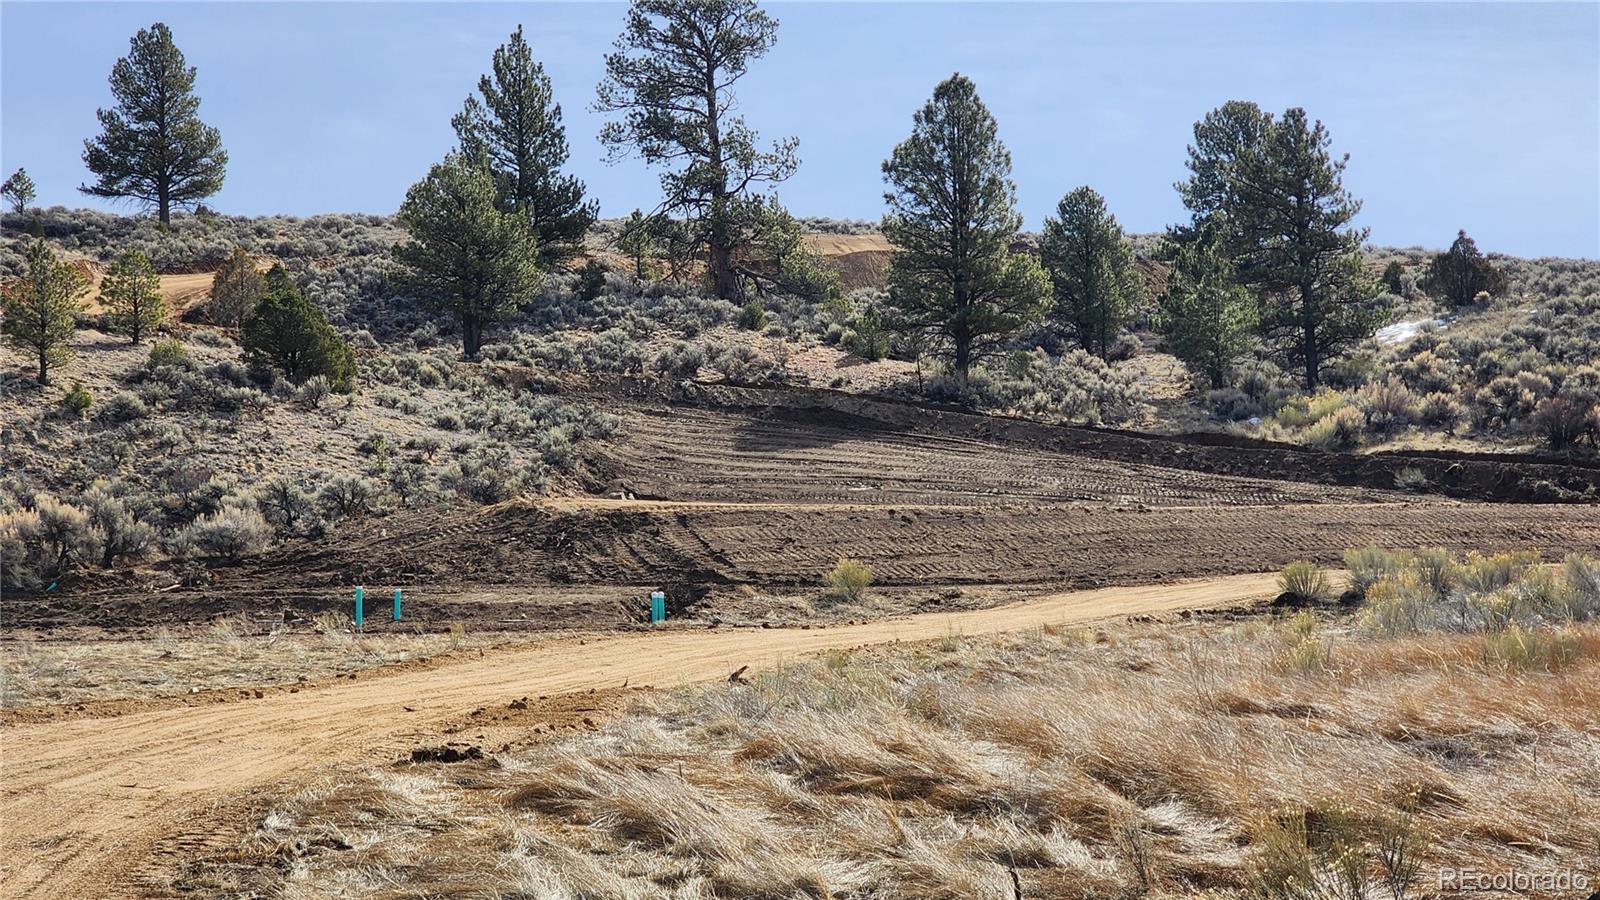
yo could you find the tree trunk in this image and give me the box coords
[953,331,972,383]
[462,316,484,359]
[37,350,49,387]
[710,241,744,302]
[158,183,171,227]
[1302,305,1319,389]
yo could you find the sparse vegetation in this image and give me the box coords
[183,576,1599,897]
[824,556,872,602]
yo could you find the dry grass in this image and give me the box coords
[0,620,504,708]
[177,604,1600,898]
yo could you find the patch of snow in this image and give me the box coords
[1374,317,1442,346]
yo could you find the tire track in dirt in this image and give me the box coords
[2,573,1282,899]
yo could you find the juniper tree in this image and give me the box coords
[1157,229,1257,388]
[1421,230,1506,306]
[1039,187,1139,358]
[3,239,88,386]
[81,23,226,226]
[242,267,355,389]
[453,25,596,266]
[596,0,798,301]
[2,168,35,216]
[394,153,540,358]
[881,73,1048,382]
[209,245,264,327]
[103,248,166,343]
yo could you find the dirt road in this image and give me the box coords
[1,573,1279,898]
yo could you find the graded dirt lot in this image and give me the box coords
[2,574,1279,899]
[21,382,1598,632]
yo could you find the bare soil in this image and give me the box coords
[18,381,1597,634]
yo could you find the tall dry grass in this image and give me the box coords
[177,580,1600,898]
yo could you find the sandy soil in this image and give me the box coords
[1,573,1280,899]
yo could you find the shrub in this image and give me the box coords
[318,475,382,521]
[81,482,154,567]
[1344,546,1406,596]
[147,338,191,369]
[96,391,149,423]
[710,344,781,385]
[1358,377,1417,434]
[1416,391,1464,431]
[1278,560,1331,604]
[1303,406,1367,451]
[1481,623,1581,673]
[1359,578,1426,637]
[736,301,768,331]
[255,476,319,534]
[825,557,873,602]
[441,446,545,503]
[59,381,92,418]
[175,502,271,561]
[1392,467,1428,492]
[1532,395,1594,449]
[296,376,333,408]
[649,342,705,380]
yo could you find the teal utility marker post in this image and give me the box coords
[355,585,365,629]
[650,590,666,623]
[393,588,403,622]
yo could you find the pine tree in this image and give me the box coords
[2,168,36,216]
[242,267,354,389]
[1039,187,1140,358]
[1229,109,1381,388]
[209,246,264,327]
[80,23,226,225]
[394,153,540,358]
[1177,104,1380,389]
[596,0,798,301]
[881,74,1048,381]
[3,239,88,386]
[1421,231,1507,306]
[613,209,658,279]
[453,25,596,266]
[102,248,166,344]
[1157,229,1258,388]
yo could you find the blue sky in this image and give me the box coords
[2,2,1596,257]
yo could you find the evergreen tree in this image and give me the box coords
[596,0,798,301]
[242,267,354,389]
[1421,230,1507,305]
[1177,104,1380,389]
[81,24,226,226]
[613,209,659,279]
[1230,109,1380,388]
[1039,186,1139,358]
[453,25,596,266]
[1175,100,1271,231]
[103,248,166,343]
[208,245,264,327]
[881,74,1048,381]
[394,153,540,358]
[1380,260,1406,296]
[743,198,838,302]
[2,168,35,216]
[1156,229,1257,388]
[3,239,88,386]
